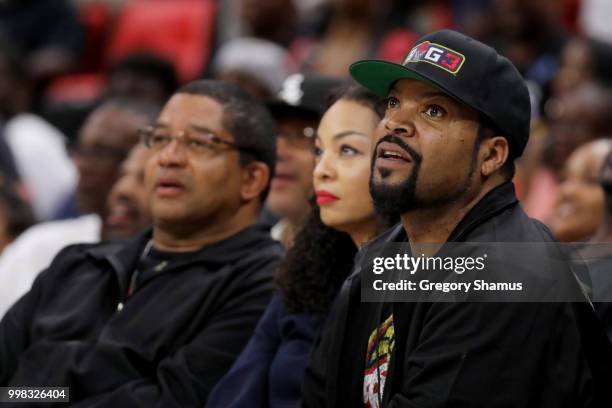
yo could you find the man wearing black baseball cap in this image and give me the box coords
[303,30,612,407]
[265,73,343,246]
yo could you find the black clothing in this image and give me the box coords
[259,206,280,232]
[0,224,283,407]
[589,254,612,342]
[303,182,612,407]
[130,244,204,293]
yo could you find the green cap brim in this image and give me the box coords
[349,60,440,96]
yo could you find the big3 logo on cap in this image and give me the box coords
[403,41,466,75]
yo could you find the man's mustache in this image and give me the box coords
[373,134,422,164]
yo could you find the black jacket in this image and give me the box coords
[303,182,612,407]
[0,223,283,407]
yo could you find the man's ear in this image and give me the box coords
[240,161,270,202]
[480,136,509,177]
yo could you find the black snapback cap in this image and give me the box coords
[350,29,531,158]
[268,73,344,118]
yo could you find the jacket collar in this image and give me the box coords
[85,229,153,296]
[446,180,518,242]
[379,180,518,245]
[85,223,281,292]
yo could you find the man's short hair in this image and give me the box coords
[177,80,277,200]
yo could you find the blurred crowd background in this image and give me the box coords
[1,0,612,255]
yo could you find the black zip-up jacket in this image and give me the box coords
[303,182,612,407]
[0,223,283,407]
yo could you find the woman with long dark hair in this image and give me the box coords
[206,84,393,408]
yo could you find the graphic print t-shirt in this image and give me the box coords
[363,313,395,408]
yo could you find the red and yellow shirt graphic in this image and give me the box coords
[363,314,395,408]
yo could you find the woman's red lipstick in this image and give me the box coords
[316,190,339,205]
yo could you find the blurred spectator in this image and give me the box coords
[0,99,159,316]
[551,36,612,99]
[488,0,566,73]
[0,0,83,85]
[290,0,416,76]
[265,73,343,247]
[0,41,77,221]
[548,139,612,242]
[240,0,297,46]
[102,144,152,241]
[0,179,34,255]
[43,52,178,146]
[212,37,296,102]
[106,52,179,106]
[545,83,612,172]
[0,144,152,317]
[65,98,159,220]
[478,0,567,108]
[522,82,612,221]
[0,80,282,406]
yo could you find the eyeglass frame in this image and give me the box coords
[138,125,252,156]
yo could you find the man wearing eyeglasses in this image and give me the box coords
[0,80,283,407]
